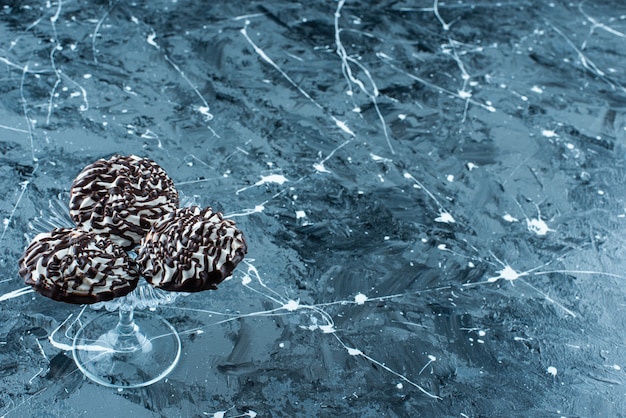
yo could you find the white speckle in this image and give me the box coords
[598,190,604,196]
[83,73,92,79]
[244,411,257,418]
[147,31,159,48]
[347,348,362,356]
[542,129,557,138]
[428,355,436,362]
[2,218,9,227]
[396,383,403,390]
[437,244,447,250]
[435,211,455,223]
[502,213,519,222]
[458,90,472,99]
[398,114,407,120]
[352,106,361,113]
[197,106,213,121]
[527,217,554,235]
[467,162,478,171]
[384,236,390,241]
[478,330,486,337]
[319,324,336,333]
[295,210,306,219]
[547,366,557,377]
[370,153,392,162]
[489,265,521,283]
[283,300,300,311]
[468,261,475,268]
[566,143,575,150]
[70,92,81,98]
[520,95,528,101]
[241,275,252,285]
[612,364,621,371]
[236,174,288,194]
[131,15,139,24]
[313,162,331,173]
[335,119,355,136]
[500,265,521,281]
[279,342,285,348]
[354,293,368,305]
[446,174,454,182]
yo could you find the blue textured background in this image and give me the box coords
[1,1,625,416]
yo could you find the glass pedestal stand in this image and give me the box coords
[72,305,181,388]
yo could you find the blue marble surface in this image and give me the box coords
[1,1,625,416]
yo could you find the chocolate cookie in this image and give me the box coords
[137,206,247,291]
[69,154,179,249]
[18,228,140,304]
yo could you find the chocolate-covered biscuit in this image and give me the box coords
[137,206,247,291]
[69,154,179,249]
[18,228,139,304]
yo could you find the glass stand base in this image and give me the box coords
[72,310,181,388]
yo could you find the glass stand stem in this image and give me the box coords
[73,305,181,388]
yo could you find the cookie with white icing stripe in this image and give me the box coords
[18,228,140,304]
[137,206,247,291]
[69,154,179,249]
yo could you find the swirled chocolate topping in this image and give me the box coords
[69,154,179,249]
[18,228,140,304]
[137,206,247,292]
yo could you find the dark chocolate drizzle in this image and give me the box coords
[137,206,247,292]
[69,154,179,249]
[18,228,140,304]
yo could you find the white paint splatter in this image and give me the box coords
[526,217,554,235]
[547,366,557,377]
[435,211,455,223]
[531,85,544,93]
[370,153,392,163]
[226,204,265,218]
[354,293,368,305]
[147,31,159,49]
[0,286,33,301]
[488,265,523,283]
[196,106,213,121]
[295,210,306,219]
[503,213,519,222]
[283,300,300,311]
[236,174,288,194]
[313,162,331,173]
[347,347,363,356]
[542,129,557,138]
[319,324,336,334]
